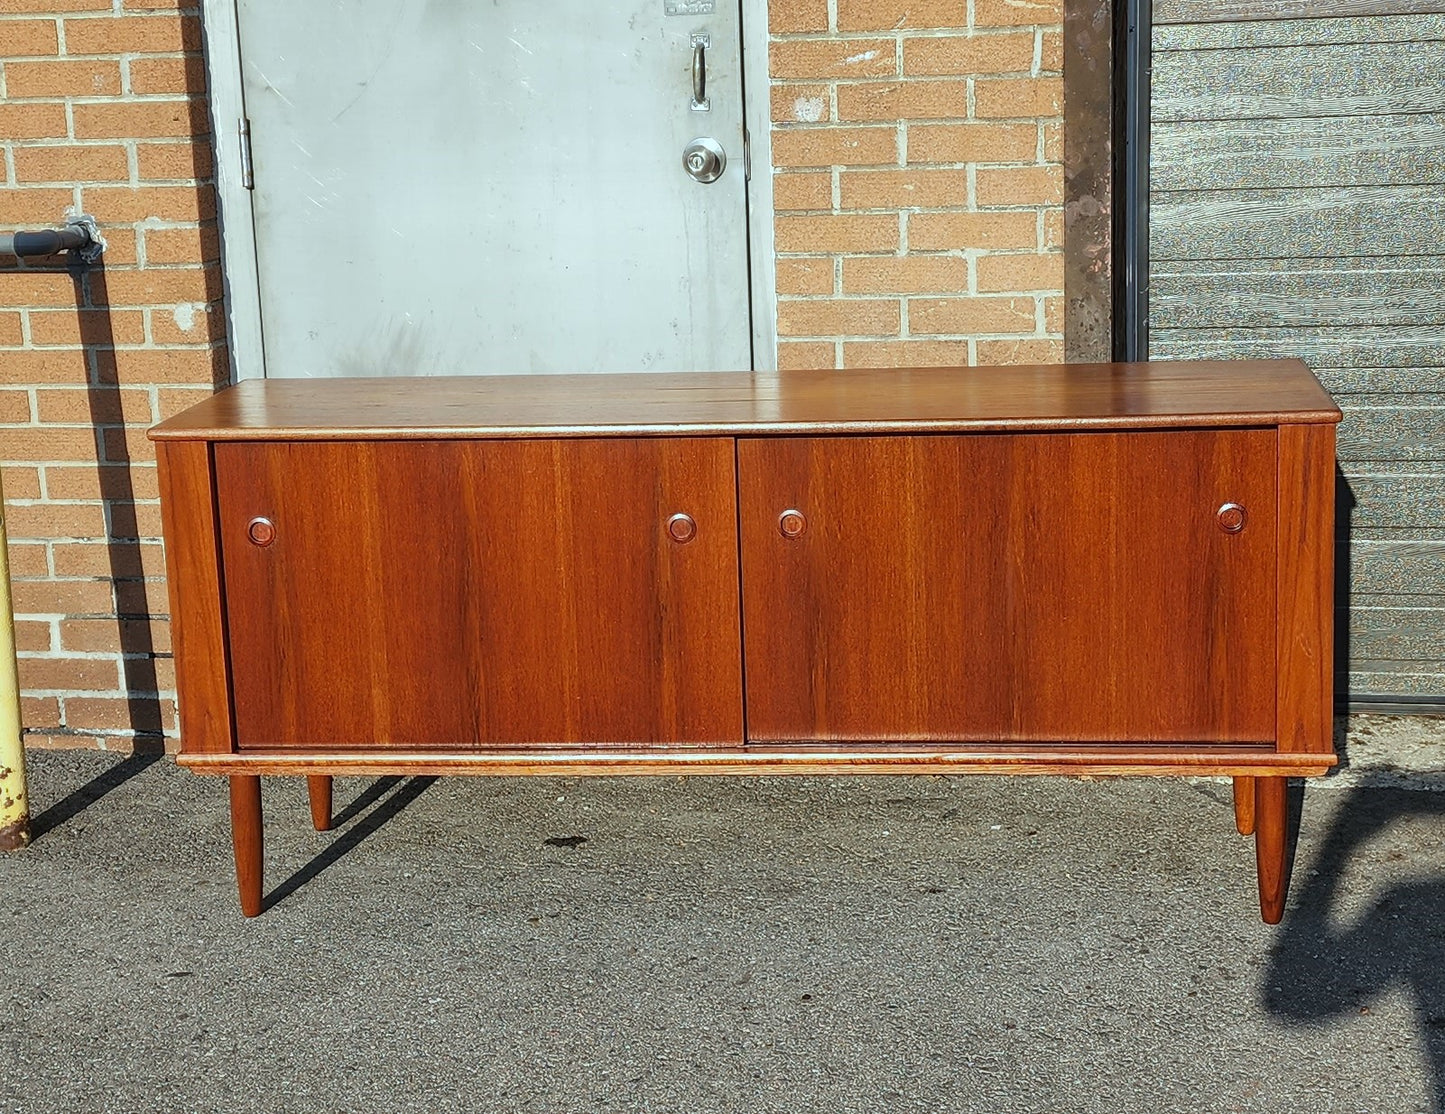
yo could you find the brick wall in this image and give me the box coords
[1,0,222,752]
[1,0,1064,753]
[769,0,1064,369]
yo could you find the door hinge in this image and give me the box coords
[743,127,751,182]
[238,117,254,190]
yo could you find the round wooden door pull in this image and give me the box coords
[247,517,277,547]
[1217,503,1246,534]
[667,513,696,544]
[778,509,807,539]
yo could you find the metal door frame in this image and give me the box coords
[198,0,777,382]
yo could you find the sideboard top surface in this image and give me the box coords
[149,359,1341,441]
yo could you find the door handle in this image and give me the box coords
[691,34,709,111]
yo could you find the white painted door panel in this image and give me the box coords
[235,0,752,376]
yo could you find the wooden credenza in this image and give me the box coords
[150,360,1341,920]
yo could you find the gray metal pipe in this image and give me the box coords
[0,216,104,262]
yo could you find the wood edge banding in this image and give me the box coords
[179,748,1337,778]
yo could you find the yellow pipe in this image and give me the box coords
[0,467,30,850]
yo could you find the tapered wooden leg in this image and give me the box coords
[306,775,333,832]
[229,775,264,918]
[1254,776,1289,925]
[1232,775,1257,836]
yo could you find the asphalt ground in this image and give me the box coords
[1,739,1443,1114]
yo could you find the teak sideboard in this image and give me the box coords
[150,360,1342,921]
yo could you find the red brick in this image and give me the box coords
[13,620,53,652]
[1,464,42,498]
[0,311,23,346]
[975,251,1063,292]
[128,54,206,95]
[773,171,833,212]
[836,81,967,121]
[909,295,1035,334]
[5,500,107,540]
[81,184,215,222]
[13,143,130,183]
[21,696,60,728]
[103,426,157,463]
[778,341,837,370]
[154,386,216,418]
[839,168,967,209]
[769,39,896,80]
[906,122,1036,164]
[837,0,966,31]
[28,309,147,347]
[902,32,1034,75]
[0,348,90,385]
[52,539,164,578]
[776,258,835,295]
[5,59,121,97]
[974,0,1062,27]
[60,616,169,653]
[908,211,1037,251]
[141,223,219,265]
[974,77,1063,118]
[95,266,222,305]
[150,303,225,344]
[976,164,1062,207]
[775,213,899,253]
[770,0,828,33]
[842,339,971,367]
[17,654,119,692]
[777,298,900,337]
[976,337,1064,363]
[772,84,830,124]
[0,0,107,11]
[842,255,969,294]
[4,543,49,579]
[73,98,209,139]
[43,462,160,500]
[0,102,68,139]
[772,126,898,168]
[0,389,32,423]
[113,575,165,614]
[62,14,201,54]
[123,653,173,692]
[1041,30,1063,72]
[97,346,227,386]
[136,140,212,181]
[63,695,175,733]
[0,187,82,225]
[2,18,59,55]
[0,426,100,463]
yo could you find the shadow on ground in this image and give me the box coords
[1266,778,1445,1113]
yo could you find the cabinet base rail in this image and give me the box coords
[182,745,1334,779]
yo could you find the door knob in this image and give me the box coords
[778,509,806,539]
[667,513,697,543]
[683,138,726,183]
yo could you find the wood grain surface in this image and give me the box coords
[214,438,742,748]
[738,431,1279,743]
[148,361,1340,441]
[1254,776,1290,924]
[229,776,263,918]
[1277,424,1338,753]
[178,746,1336,779]
[156,441,235,754]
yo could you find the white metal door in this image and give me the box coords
[233,0,753,376]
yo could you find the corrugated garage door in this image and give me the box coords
[1148,3,1445,706]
